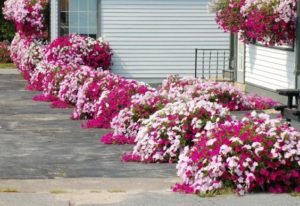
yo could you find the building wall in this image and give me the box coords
[100,0,229,82]
[245,44,295,90]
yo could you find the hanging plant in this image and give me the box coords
[209,0,246,32]
[210,0,297,46]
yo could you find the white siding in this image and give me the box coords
[101,0,229,82]
[245,44,295,90]
[236,34,245,83]
[50,0,59,41]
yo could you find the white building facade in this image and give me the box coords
[50,0,229,82]
[236,37,296,103]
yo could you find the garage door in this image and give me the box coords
[101,0,229,82]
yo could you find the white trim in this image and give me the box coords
[50,0,59,41]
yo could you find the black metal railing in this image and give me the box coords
[194,48,234,81]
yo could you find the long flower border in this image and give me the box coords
[3,0,299,196]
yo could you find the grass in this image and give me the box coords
[107,189,126,193]
[291,192,300,197]
[0,188,19,193]
[0,63,16,69]
[199,187,235,198]
[90,190,101,193]
[49,189,68,194]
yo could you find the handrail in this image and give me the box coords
[194,48,232,81]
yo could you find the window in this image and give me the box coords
[60,0,97,38]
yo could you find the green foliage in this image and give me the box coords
[0,0,16,42]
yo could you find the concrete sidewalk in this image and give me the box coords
[0,179,299,206]
[0,68,19,74]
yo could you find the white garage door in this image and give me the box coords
[101,0,229,82]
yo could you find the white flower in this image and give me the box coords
[230,137,243,144]
[220,145,232,155]
[206,138,217,146]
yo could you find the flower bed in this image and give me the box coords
[185,81,279,110]
[10,33,45,81]
[58,65,96,105]
[160,75,278,111]
[72,71,120,120]
[42,34,112,70]
[159,75,202,100]
[28,65,46,91]
[104,76,278,145]
[124,99,231,163]
[42,66,73,97]
[102,76,206,146]
[174,111,300,195]
[4,1,292,197]
[0,42,11,63]
[101,91,170,144]
[86,80,152,129]
[3,0,48,38]
[29,34,112,97]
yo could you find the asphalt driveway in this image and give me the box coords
[0,73,176,179]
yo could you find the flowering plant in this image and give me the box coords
[3,0,49,38]
[124,99,230,163]
[185,81,279,110]
[42,66,73,97]
[174,111,300,195]
[160,75,278,111]
[209,0,245,33]
[72,71,121,120]
[105,76,277,145]
[28,64,47,91]
[210,0,297,45]
[58,65,96,105]
[42,34,112,70]
[240,0,297,45]
[30,34,112,95]
[10,33,45,81]
[86,80,152,129]
[159,75,202,100]
[102,91,170,144]
[0,41,11,63]
[102,76,201,145]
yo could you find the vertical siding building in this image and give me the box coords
[50,0,229,82]
[235,37,296,103]
[50,0,297,102]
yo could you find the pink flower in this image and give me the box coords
[174,112,300,195]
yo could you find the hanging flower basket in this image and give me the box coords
[210,0,297,46]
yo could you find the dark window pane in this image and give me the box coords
[89,34,96,39]
[60,12,69,27]
[60,27,69,36]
